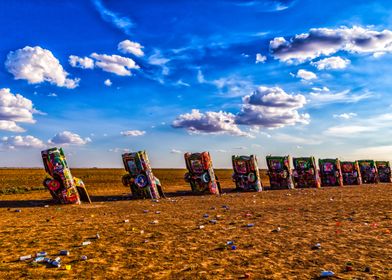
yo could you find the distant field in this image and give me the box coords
[1,169,391,279]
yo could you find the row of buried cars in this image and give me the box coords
[40,147,392,204]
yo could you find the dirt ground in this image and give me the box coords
[0,169,391,279]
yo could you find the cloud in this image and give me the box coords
[69,55,95,69]
[1,135,46,149]
[255,53,267,63]
[109,147,130,153]
[309,88,372,105]
[49,131,91,145]
[296,69,317,81]
[311,56,350,70]
[120,130,146,136]
[354,145,392,159]
[197,70,206,83]
[5,46,80,88]
[0,88,40,132]
[270,26,392,63]
[212,75,255,97]
[170,149,182,154]
[333,112,357,119]
[91,53,139,76]
[274,133,323,145]
[148,50,170,77]
[104,79,112,86]
[236,86,309,127]
[325,125,376,137]
[118,40,144,57]
[172,109,250,137]
[92,0,133,35]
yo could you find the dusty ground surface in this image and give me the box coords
[0,169,391,279]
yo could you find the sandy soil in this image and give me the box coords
[0,169,391,279]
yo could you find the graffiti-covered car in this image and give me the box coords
[376,161,392,183]
[341,161,362,185]
[184,152,221,194]
[231,155,262,192]
[318,158,343,187]
[266,155,294,189]
[42,147,91,204]
[292,157,321,188]
[121,151,165,199]
[358,160,379,184]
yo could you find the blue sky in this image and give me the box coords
[1,0,392,168]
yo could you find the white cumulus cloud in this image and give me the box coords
[1,135,46,149]
[49,131,91,145]
[311,56,350,70]
[172,109,250,137]
[118,40,144,57]
[270,26,392,63]
[91,53,139,76]
[69,55,95,69]
[296,69,317,81]
[120,130,146,136]
[0,88,40,132]
[333,112,357,119]
[5,46,79,88]
[104,79,112,86]
[255,53,267,63]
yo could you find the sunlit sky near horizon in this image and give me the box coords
[1,0,392,168]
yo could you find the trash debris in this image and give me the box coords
[209,219,217,224]
[345,262,353,271]
[143,210,149,213]
[51,260,61,268]
[231,245,237,250]
[19,255,32,261]
[152,199,159,203]
[150,220,159,224]
[36,252,47,257]
[203,214,209,218]
[311,243,321,250]
[81,255,88,261]
[320,270,335,277]
[59,250,70,256]
[124,219,129,223]
[95,233,100,239]
[65,265,72,270]
[34,257,45,263]
[82,241,91,246]
[198,225,205,229]
[226,241,234,245]
[271,227,281,233]
[44,205,49,208]
[15,209,22,213]
[246,223,254,228]
[155,211,161,214]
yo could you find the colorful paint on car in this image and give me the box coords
[266,155,294,189]
[375,161,392,183]
[231,155,262,192]
[318,158,343,187]
[293,157,321,188]
[121,151,165,199]
[358,160,379,184]
[184,152,221,194]
[41,147,91,204]
[341,161,362,185]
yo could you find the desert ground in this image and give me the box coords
[0,168,391,279]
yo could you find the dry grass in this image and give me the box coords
[0,168,392,279]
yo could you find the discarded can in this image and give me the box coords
[150,220,159,224]
[59,250,70,256]
[124,219,129,223]
[231,245,237,250]
[82,241,91,246]
[19,255,32,261]
[95,233,100,239]
[54,257,61,262]
[155,211,161,214]
[311,243,321,250]
[226,241,234,245]
[51,261,61,268]
[36,252,47,257]
[43,257,51,263]
[209,219,217,224]
[15,209,22,213]
[246,223,254,227]
[44,205,49,208]
[65,265,72,270]
[34,257,45,262]
[320,271,334,277]
[81,255,88,261]
[203,214,209,218]
[198,225,205,229]
[143,210,149,213]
